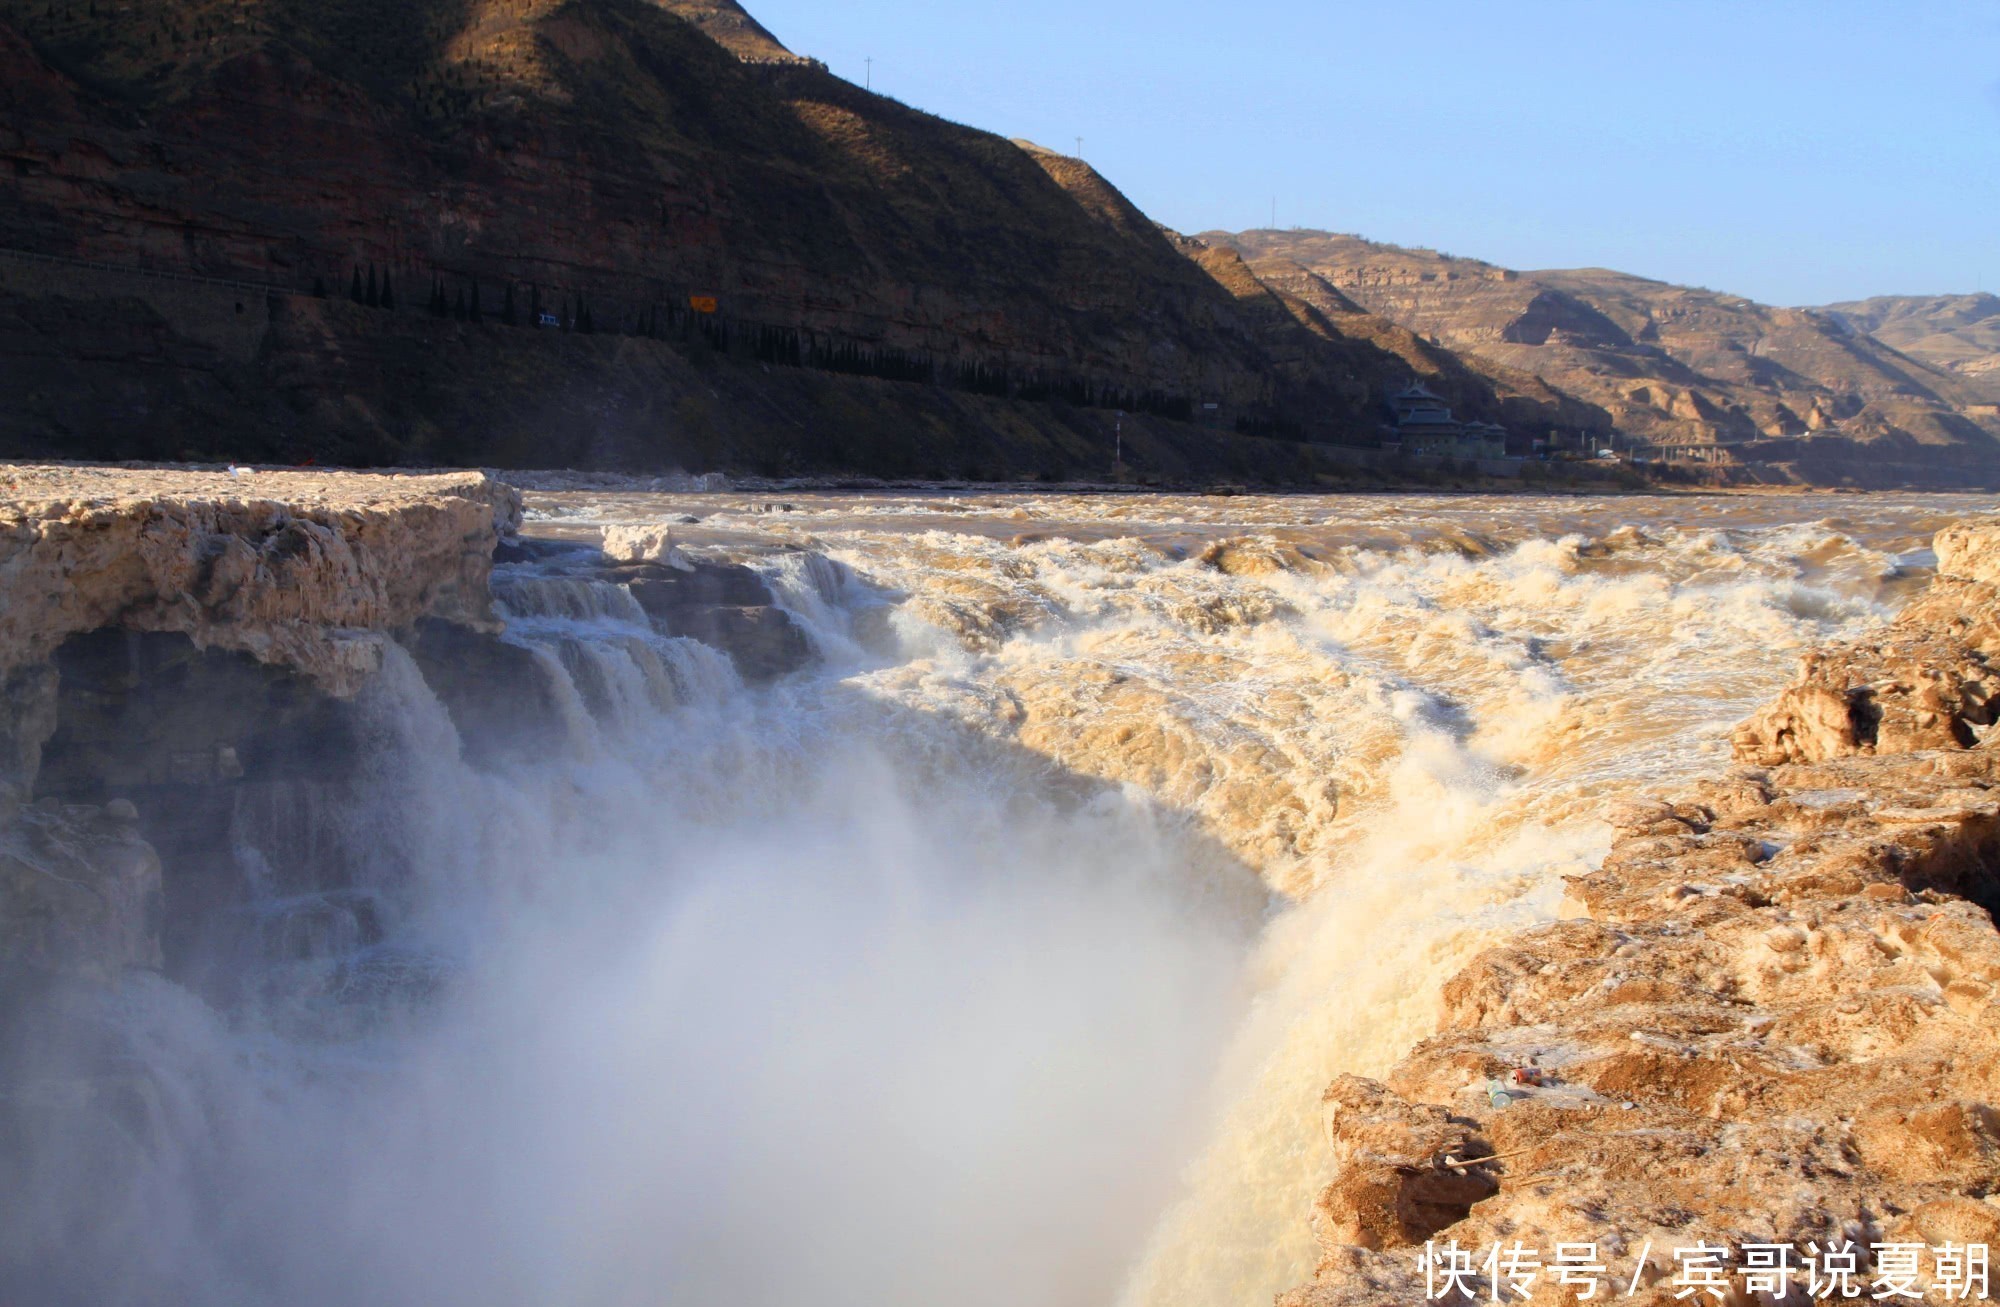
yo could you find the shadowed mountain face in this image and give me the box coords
[0,0,1244,389]
[0,0,1988,484]
[0,0,1557,467]
[1211,230,2000,477]
[1820,293,2000,400]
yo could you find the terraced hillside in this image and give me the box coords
[1213,229,2000,484]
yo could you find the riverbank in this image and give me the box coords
[1283,512,2000,1303]
[3,469,1992,1304]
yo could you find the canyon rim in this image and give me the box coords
[5,0,2000,1303]
[3,472,1999,1305]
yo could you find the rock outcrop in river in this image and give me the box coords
[1284,513,2000,1304]
[0,466,808,987]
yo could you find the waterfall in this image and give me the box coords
[492,566,745,739]
[2,491,1982,1307]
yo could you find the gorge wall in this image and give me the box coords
[0,465,807,1000]
[1821,295,2000,402]
[0,0,1606,476]
[1283,512,2000,1303]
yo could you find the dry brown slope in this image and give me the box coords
[1239,251,1616,441]
[1212,230,2000,481]
[0,0,1259,387]
[1822,293,2000,401]
[651,0,795,61]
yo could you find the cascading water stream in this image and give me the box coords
[4,491,1988,1307]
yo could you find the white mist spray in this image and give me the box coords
[4,491,1976,1307]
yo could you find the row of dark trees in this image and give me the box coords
[725,319,1194,419]
[420,278,602,332]
[311,265,1203,422]
[1235,415,1303,439]
[316,266,397,310]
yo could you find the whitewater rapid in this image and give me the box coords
[8,489,1989,1307]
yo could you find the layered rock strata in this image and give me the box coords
[1212,230,2000,487]
[0,468,518,980]
[0,466,519,696]
[0,466,811,989]
[1285,515,2000,1304]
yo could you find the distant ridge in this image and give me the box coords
[1818,293,2000,400]
[1210,229,2000,480]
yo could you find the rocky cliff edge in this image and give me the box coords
[1285,514,2000,1303]
[0,466,520,981]
[0,466,521,699]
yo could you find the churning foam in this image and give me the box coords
[8,490,1985,1307]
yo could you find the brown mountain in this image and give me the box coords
[1211,230,2000,483]
[0,0,1986,486]
[652,0,795,61]
[0,0,1564,475]
[0,0,1253,398]
[1820,293,2000,400]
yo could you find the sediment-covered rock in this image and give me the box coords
[1286,514,2000,1305]
[0,467,520,983]
[0,466,520,696]
[605,532,815,682]
[1734,516,1999,764]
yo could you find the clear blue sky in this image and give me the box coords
[746,0,1999,307]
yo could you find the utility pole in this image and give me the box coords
[1271,197,1277,230]
[865,57,872,91]
[1115,411,1124,478]
[1075,136,1084,160]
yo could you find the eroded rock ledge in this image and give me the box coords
[0,467,520,982]
[0,466,521,699]
[1286,515,2000,1305]
[0,466,814,989]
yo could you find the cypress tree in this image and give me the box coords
[562,295,572,331]
[350,268,364,303]
[365,266,379,308]
[380,272,395,311]
[578,296,593,335]
[312,276,327,298]
[453,287,467,321]
[530,285,542,325]
[469,281,482,324]
[502,283,517,326]
[430,277,446,317]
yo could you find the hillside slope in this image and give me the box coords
[0,0,1563,469]
[1821,293,2000,400]
[1212,230,2000,483]
[0,0,1250,394]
